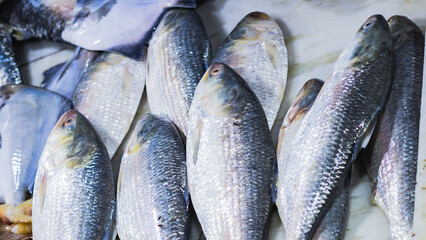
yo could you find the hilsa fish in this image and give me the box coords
[362,15,424,240]
[213,12,288,129]
[116,114,190,239]
[32,109,115,239]
[276,15,394,239]
[187,62,276,239]
[146,8,210,135]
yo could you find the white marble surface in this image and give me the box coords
[18,0,426,239]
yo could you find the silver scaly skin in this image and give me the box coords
[33,109,115,240]
[276,15,394,239]
[277,78,350,240]
[146,8,210,135]
[363,15,424,240]
[72,51,146,158]
[0,85,71,205]
[187,62,275,239]
[116,114,189,239]
[0,25,21,86]
[212,12,288,129]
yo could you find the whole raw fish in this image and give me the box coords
[363,15,424,240]
[187,62,276,239]
[0,25,21,86]
[276,15,394,239]
[42,47,100,99]
[146,8,210,135]
[276,79,350,240]
[212,12,288,129]
[62,0,197,60]
[0,85,71,205]
[32,109,115,239]
[72,51,146,158]
[116,114,189,239]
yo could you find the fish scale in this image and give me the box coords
[0,25,21,86]
[72,52,146,158]
[147,8,210,135]
[187,63,275,239]
[116,114,189,239]
[277,15,394,239]
[363,15,424,240]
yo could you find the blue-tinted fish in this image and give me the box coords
[0,25,21,86]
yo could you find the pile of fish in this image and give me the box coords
[0,0,423,239]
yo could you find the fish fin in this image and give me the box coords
[276,125,286,156]
[360,113,378,149]
[41,62,67,87]
[191,119,203,165]
[184,188,190,210]
[109,42,148,61]
[263,41,279,70]
[102,206,117,240]
[38,171,48,212]
[370,189,377,205]
[198,231,206,240]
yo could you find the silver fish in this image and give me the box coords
[187,63,276,239]
[146,8,210,135]
[0,0,75,41]
[276,15,394,239]
[363,15,424,239]
[62,0,196,60]
[116,113,189,239]
[72,51,146,158]
[42,47,100,99]
[0,85,71,205]
[32,109,115,239]
[276,78,349,240]
[212,12,288,129]
[0,25,21,86]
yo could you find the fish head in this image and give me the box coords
[42,109,98,172]
[127,114,159,154]
[339,15,392,69]
[388,15,424,49]
[195,62,254,120]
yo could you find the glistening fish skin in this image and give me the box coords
[276,78,349,240]
[212,12,288,129]
[146,8,210,135]
[363,16,424,240]
[187,63,276,239]
[116,114,189,239]
[0,0,75,41]
[0,85,71,205]
[0,25,22,86]
[72,51,146,158]
[33,109,115,240]
[276,15,394,239]
[42,47,100,99]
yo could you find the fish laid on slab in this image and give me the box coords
[0,0,75,41]
[62,0,197,60]
[362,15,424,240]
[212,11,288,129]
[146,8,210,135]
[0,85,71,205]
[33,109,115,240]
[276,78,350,240]
[42,47,100,99]
[72,51,146,158]
[276,15,394,239]
[116,114,189,239]
[187,62,276,239]
[0,25,21,86]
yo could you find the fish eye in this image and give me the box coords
[211,68,222,76]
[64,118,73,126]
[364,22,372,28]
[387,18,394,24]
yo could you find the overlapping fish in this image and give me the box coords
[362,15,424,239]
[116,114,189,239]
[276,15,394,239]
[212,12,288,129]
[0,85,71,205]
[32,109,115,239]
[146,8,210,135]
[276,79,350,240]
[187,63,276,239]
[62,0,197,59]
[42,47,100,99]
[0,25,21,86]
[72,51,146,158]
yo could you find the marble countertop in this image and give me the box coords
[18,0,426,239]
